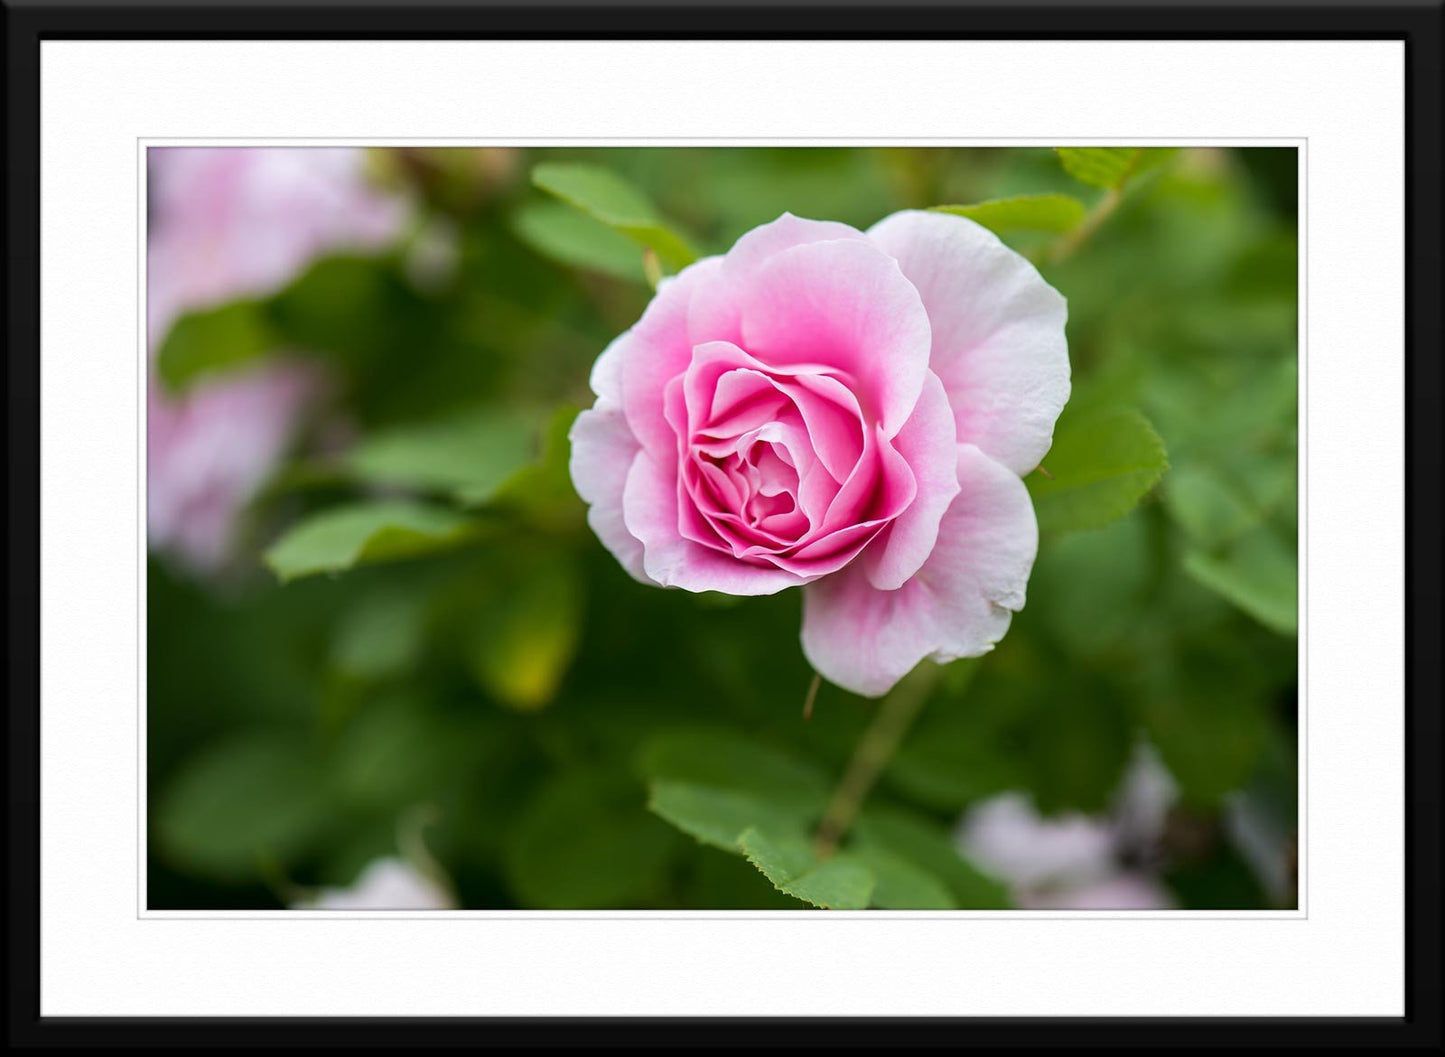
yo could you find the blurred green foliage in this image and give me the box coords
[149,146,1297,910]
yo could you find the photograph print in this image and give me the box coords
[145,145,1300,913]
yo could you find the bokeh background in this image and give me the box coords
[147,146,1298,910]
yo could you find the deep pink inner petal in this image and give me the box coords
[650,270,943,583]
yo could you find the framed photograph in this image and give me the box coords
[8,2,1439,1046]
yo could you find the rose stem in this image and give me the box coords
[1047,149,1147,266]
[802,671,822,720]
[812,661,942,859]
[1047,185,1122,266]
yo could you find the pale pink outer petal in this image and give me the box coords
[567,402,649,583]
[617,256,725,458]
[866,210,1070,475]
[716,211,868,277]
[800,444,1038,697]
[588,332,628,403]
[739,238,934,436]
[686,213,868,345]
[622,450,809,596]
[856,370,960,590]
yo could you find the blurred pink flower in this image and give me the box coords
[958,745,1179,909]
[146,148,406,574]
[148,147,405,329]
[569,211,1069,696]
[1024,872,1175,911]
[960,792,1118,891]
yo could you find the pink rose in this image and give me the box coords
[147,148,406,574]
[569,212,1069,696]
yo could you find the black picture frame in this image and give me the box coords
[6,2,1440,1048]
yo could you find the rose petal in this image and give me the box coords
[705,368,788,436]
[719,211,869,276]
[867,210,1070,474]
[622,449,810,595]
[686,341,865,483]
[738,238,934,436]
[568,402,649,582]
[857,370,961,590]
[588,333,628,404]
[618,255,724,458]
[687,213,868,344]
[818,424,910,537]
[800,444,1039,697]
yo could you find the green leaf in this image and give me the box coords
[641,727,831,852]
[155,735,332,880]
[647,780,818,853]
[1055,146,1177,192]
[155,300,278,390]
[1163,463,1265,548]
[1028,405,1169,536]
[738,828,874,910]
[532,162,697,271]
[845,845,956,909]
[1056,147,1141,189]
[852,808,1011,909]
[263,501,481,582]
[1134,147,1183,177]
[504,770,677,909]
[345,405,541,507]
[1184,527,1297,635]
[932,193,1086,234]
[640,727,831,804]
[643,730,981,909]
[685,845,809,909]
[511,200,649,284]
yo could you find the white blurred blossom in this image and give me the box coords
[958,743,1179,909]
[295,857,455,911]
